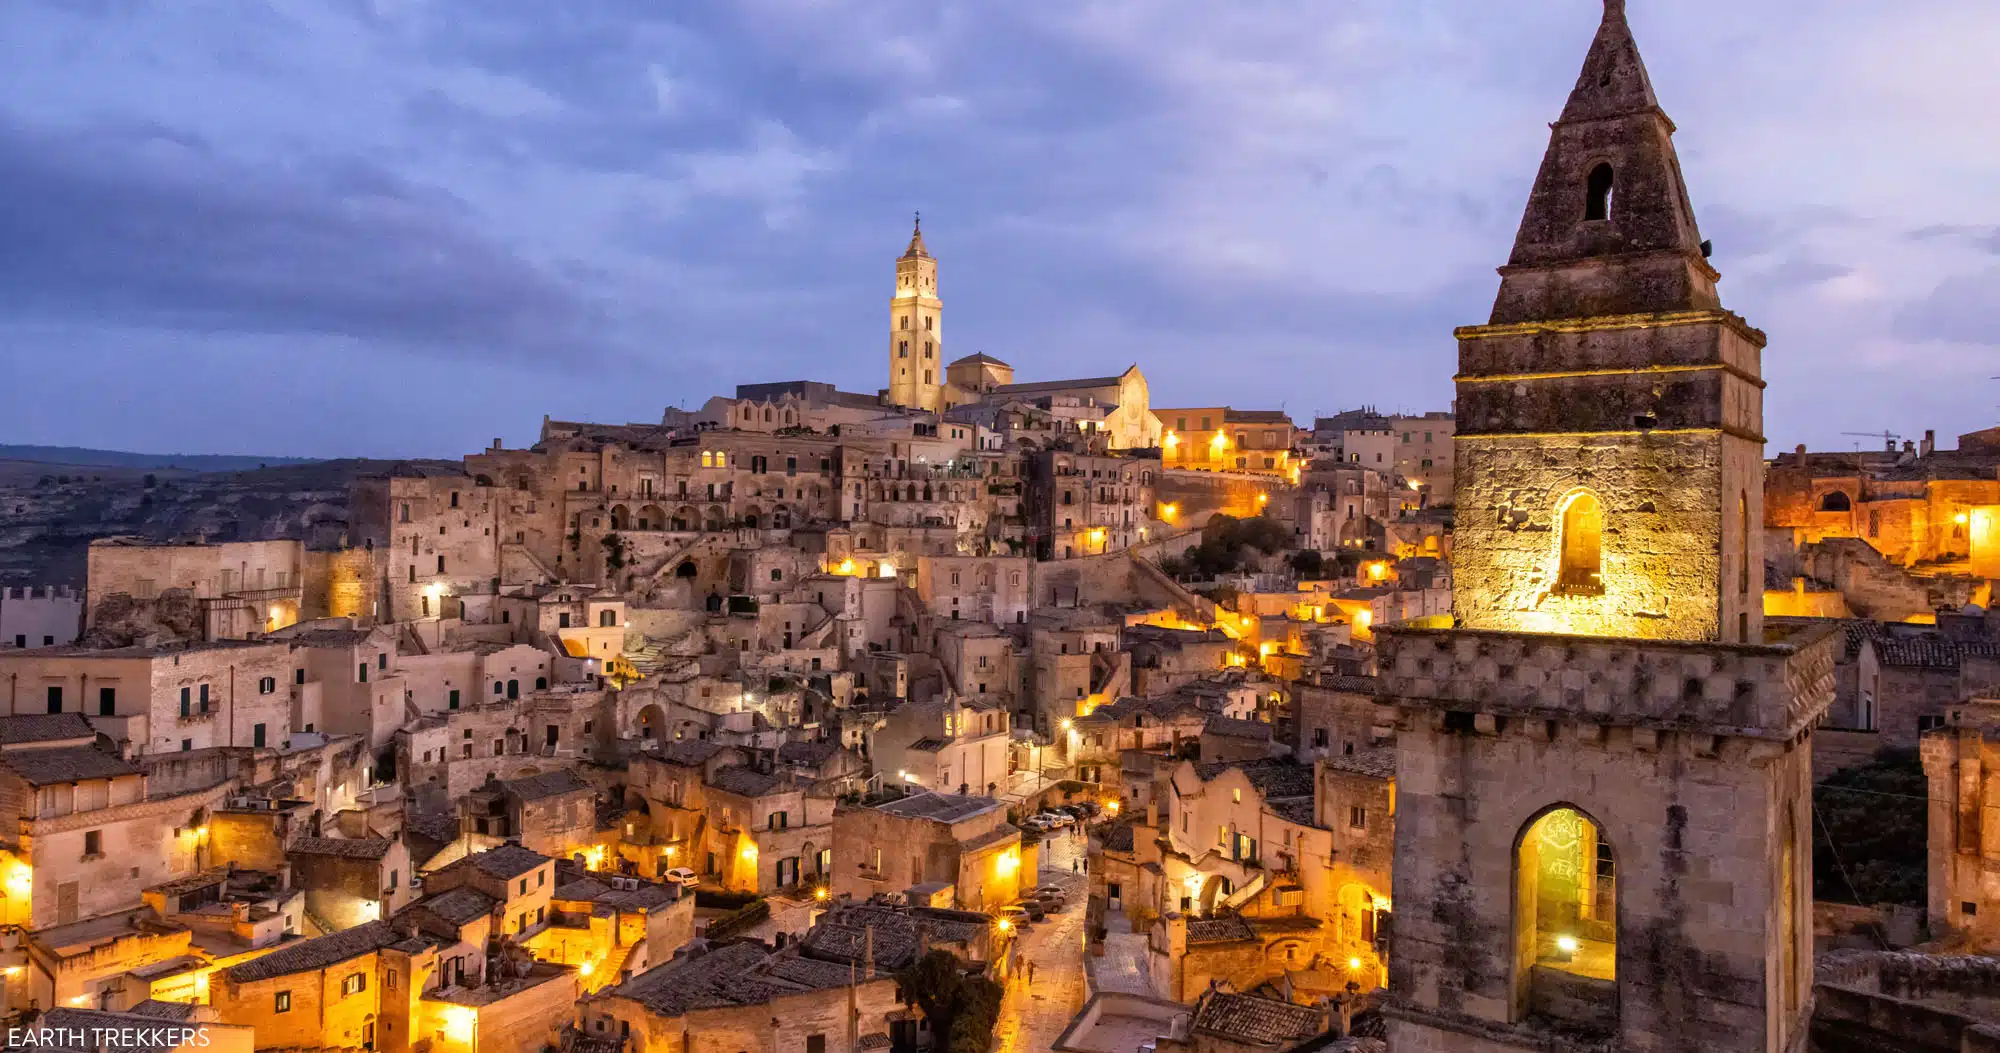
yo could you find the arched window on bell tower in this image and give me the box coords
[1516,805,1617,1021]
[1556,491,1604,595]
[1585,163,1615,221]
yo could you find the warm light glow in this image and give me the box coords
[1210,432,1228,450]
[878,560,897,579]
[3,966,20,978]
[815,887,830,901]
[1256,493,1268,504]
[837,558,856,575]
[740,844,758,862]
[269,606,282,619]
[1367,562,1387,581]
[1163,431,1179,448]
[1348,957,1362,970]
[1060,718,1074,731]
[1089,528,1106,545]
[444,1006,477,1044]
[1557,935,1580,954]
[1103,798,1121,815]
[1957,512,1971,525]
[1159,502,1178,520]
[996,918,1012,933]
[70,996,91,1006]
[582,845,607,871]
[996,849,1020,876]
[1355,610,1372,627]
[663,845,678,858]
[578,959,595,977]
[1258,642,1275,657]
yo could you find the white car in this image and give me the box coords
[663,867,700,889]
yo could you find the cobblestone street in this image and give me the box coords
[992,826,1092,1053]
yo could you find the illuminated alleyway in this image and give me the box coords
[991,827,1091,1053]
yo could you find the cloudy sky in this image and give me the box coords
[1,0,1995,459]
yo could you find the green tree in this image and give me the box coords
[894,950,1004,1053]
[1289,549,1325,577]
[603,533,627,570]
[1813,748,1926,906]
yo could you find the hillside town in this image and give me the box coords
[1,4,1997,1053]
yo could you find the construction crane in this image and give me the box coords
[1841,430,1904,452]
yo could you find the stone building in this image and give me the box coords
[0,639,293,755]
[830,792,1024,912]
[0,585,81,650]
[85,538,308,640]
[577,938,914,1053]
[868,697,1010,797]
[1023,446,1162,561]
[286,836,417,933]
[1156,408,1301,479]
[1379,4,1836,1050]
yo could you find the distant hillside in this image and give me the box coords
[0,445,321,472]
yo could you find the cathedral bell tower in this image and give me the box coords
[1451,0,1765,645]
[1379,5,1836,1052]
[887,215,944,413]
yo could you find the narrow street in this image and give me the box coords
[991,825,1092,1053]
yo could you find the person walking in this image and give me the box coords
[1026,959,1037,985]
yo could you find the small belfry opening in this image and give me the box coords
[1555,492,1605,595]
[1585,163,1615,221]
[1516,807,1617,1026]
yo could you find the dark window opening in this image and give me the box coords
[1585,163,1615,221]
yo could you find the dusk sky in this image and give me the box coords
[1,0,1995,459]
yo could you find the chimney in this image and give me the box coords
[1145,798,1159,829]
[1924,430,1937,457]
[863,924,875,980]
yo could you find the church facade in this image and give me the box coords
[882,219,1161,451]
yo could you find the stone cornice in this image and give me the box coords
[1455,307,1765,347]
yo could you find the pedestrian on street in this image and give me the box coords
[1026,960,1037,984]
[1072,858,1080,874]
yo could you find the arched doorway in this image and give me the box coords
[1516,805,1616,1017]
[610,505,631,530]
[637,704,666,741]
[675,561,698,580]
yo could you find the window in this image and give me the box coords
[1556,492,1604,595]
[83,830,101,858]
[99,687,116,716]
[296,668,305,685]
[386,968,398,991]
[559,612,571,628]
[46,686,61,714]
[199,683,210,712]
[1349,806,1367,830]
[275,992,292,1013]
[253,724,267,748]
[1585,162,1614,221]
[259,676,276,694]
[449,689,460,710]
[342,973,366,996]
[359,663,369,683]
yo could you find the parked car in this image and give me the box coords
[1030,884,1067,898]
[663,867,699,889]
[1040,811,1075,828]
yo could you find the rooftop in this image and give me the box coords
[288,837,394,861]
[225,920,424,982]
[875,791,1002,823]
[0,746,141,786]
[0,712,97,746]
[1191,990,1325,1045]
[505,768,593,801]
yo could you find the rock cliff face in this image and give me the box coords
[0,458,454,587]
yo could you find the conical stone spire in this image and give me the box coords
[1561,0,1660,122]
[902,212,930,259]
[1490,0,1716,323]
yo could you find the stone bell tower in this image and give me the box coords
[1379,5,1836,1052]
[1450,0,1766,645]
[887,215,944,413]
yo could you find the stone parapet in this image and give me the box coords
[1376,623,1837,739]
